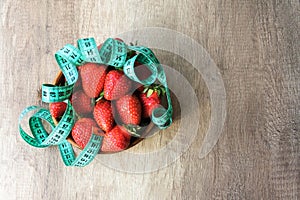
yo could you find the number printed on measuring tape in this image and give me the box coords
[59,134,103,167]
[19,101,75,147]
[78,38,102,63]
[99,38,128,68]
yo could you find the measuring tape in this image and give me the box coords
[19,37,173,167]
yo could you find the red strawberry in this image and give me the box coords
[101,125,131,152]
[138,85,165,118]
[139,91,161,118]
[114,38,124,42]
[71,90,93,116]
[49,102,67,118]
[80,63,107,98]
[104,70,132,100]
[71,118,99,149]
[114,94,141,125]
[93,100,114,132]
[97,44,103,50]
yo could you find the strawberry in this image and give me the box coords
[114,94,141,125]
[139,91,161,118]
[103,70,132,100]
[80,63,107,98]
[71,90,94,116]
[49,102,67,118]
[101,125,131,152]
[71,118,99,149]
[97,44,103,50]
[114,38,124,42]
[138,85,165,118]
[93,99,114,132]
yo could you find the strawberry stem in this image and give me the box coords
[96,91,105,102]
[142,84,166,97]
[147,89,154,97]
[123,124,142,137]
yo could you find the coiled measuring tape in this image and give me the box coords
[19,37,173,167]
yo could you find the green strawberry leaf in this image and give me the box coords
[123,124,142,137]
[157,90,161,96]
[161,87,166,95]
[147,89,154,97]
[96,91,105,102]
[142,87,148,93]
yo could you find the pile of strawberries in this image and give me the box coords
[49,39,165,153]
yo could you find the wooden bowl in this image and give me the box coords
[52,71,156,153]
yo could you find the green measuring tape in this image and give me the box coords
[19,100,102,167]
[19,37,173,167]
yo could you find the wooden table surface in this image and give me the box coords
[1,0,299,199]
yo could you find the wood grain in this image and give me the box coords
[0,0,299,199]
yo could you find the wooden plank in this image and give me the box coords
[0,0,299,199]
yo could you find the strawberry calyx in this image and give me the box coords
[95,91,105,102]
[122,124,142,137]
[142,84,166,97]
[127,50,136,59]
[129,40,138,46]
